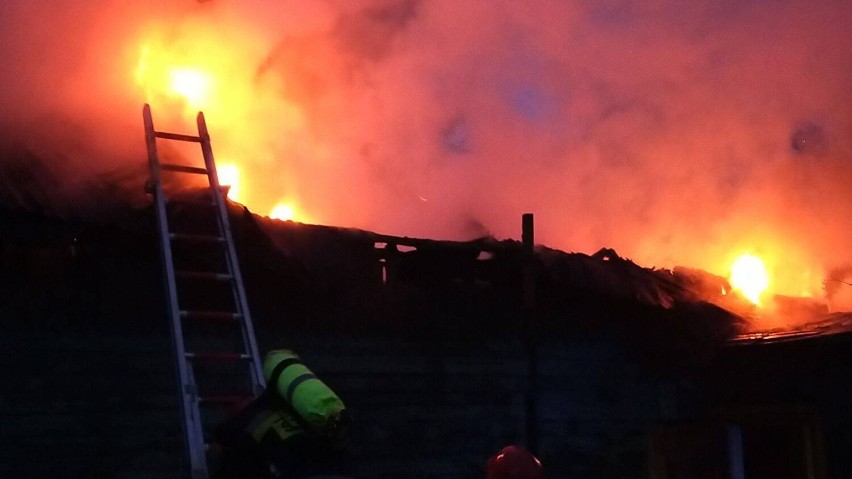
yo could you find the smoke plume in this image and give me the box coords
[1,0,852,309]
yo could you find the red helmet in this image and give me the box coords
[486,445,543,479]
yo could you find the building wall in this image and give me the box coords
[0,326,671,479]
[2,209,816,479]
[698,338,852,479]
[0,333,183,479]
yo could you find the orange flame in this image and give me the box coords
[217,163,240,201]
[133,24,308,219]
[270,203,295,222]
[168,67,211,109]
[730,253,770,305]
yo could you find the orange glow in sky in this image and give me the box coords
[127,15,831,311]
[6,1,846,318]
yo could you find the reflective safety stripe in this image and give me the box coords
[269,412,302,441]
[269,357,317,403]
[285,373,316,403]
[267,357,302,388]
[245,409,302,443]
[245,410,278,442]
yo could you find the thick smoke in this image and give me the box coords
[2,0,852,309]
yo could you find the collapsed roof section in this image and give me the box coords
[224,198,745,367]
[0,151,747,367]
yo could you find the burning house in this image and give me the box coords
[1,158,851,478]
[2,1,852,478]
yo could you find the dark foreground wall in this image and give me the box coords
[0,327,672,479]
[698,336,852,479]
[5,205,844,479]
[0,333,183,479]
[299,335,667,479]
[0,206,677,479]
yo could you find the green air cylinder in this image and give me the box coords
[263,350,345,431]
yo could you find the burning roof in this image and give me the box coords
[0,142,839,339]
[2,2,852,344]
[6,159,852,377]
[3,2,852,311]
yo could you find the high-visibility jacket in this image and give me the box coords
[214,352,352,479]
[243,396,305,444]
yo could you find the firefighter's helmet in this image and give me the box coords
[486,445,543,479]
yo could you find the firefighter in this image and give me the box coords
[486,445,544,479]
[213,350,353,479]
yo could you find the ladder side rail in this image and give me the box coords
[144,104,210,479]
[183,361,208,479]
[196,112,266,394]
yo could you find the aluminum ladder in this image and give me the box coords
[143,104,266,479]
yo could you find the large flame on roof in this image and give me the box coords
[270,203,295,221]
[730,253,770,305]
[216,163,240,201]
[132,20,306,221]
[135,18,303,219]
[168,67,211,110]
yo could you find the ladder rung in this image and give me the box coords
[180,310,242,321]
[169,233,225,243]
[161,164,208,175]
[166,198,216,207]
[176,270,234,281]
[155,131,201,142]
[185,352,250,361]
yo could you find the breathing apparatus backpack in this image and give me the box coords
[262,350,348,440]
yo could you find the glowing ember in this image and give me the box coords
[270,203,295,221]
[168,67,211,109]
[217,164,240,201]
[730,253,770,305]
